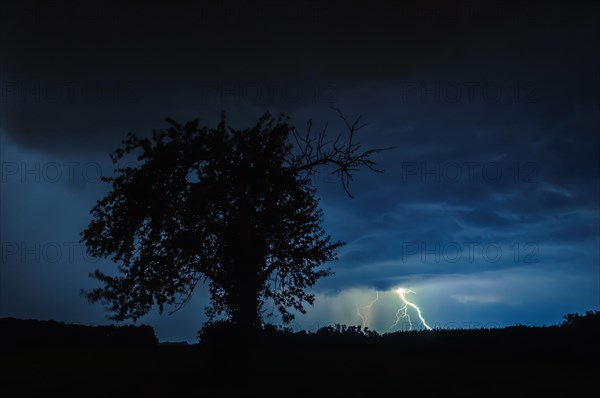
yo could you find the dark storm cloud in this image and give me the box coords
[310,74,599,289]
[1,0,597,153]
[1,0,598,339]
[461,209,512,228]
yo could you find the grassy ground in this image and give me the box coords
[2,326,597,396]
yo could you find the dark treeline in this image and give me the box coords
[0,311,598,396]
[0,317,158,348]
[200,310,600,356]
[1,310,598,350]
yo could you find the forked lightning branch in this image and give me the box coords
[357,288,432,331]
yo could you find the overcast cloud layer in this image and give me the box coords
[1,1,598,341]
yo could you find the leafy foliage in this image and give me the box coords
[82,111,387,328]
[561,310,600,329]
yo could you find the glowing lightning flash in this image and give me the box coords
[356,291,379,328]
[390,288,432,331]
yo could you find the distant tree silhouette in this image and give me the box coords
[0,318,158,348]
[82,110,388,331]
[561,310,600,329]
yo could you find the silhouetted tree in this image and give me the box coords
[82,110,388,331]
[561,310,600,329]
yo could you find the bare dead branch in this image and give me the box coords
[289,109,394,198]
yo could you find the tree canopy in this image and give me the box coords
[82,110,388,329]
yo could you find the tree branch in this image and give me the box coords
[289,109,393,198]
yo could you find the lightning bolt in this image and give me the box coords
[389,288,432,331]
[356,291,379,328]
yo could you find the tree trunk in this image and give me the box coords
[222,168,269,337]
[228,192,264,333]
[230,282,261,330]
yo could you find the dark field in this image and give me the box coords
[1,318,598,396]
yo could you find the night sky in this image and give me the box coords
[1,1,598,342]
